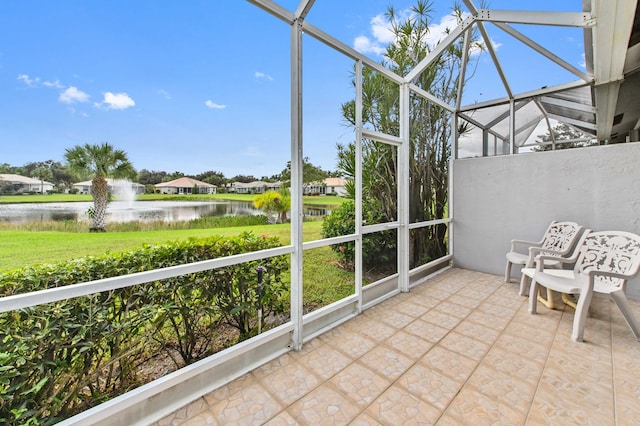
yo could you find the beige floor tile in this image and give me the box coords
[454,318,502,343]
[348,412,384,425]
[368,307,417,329]
[480,346,544,386]
[366,383,441,425]
[322,329,377,360]
[466,364,537,414]
[392,299,431,318]
[259,360,321,406]
[444,387,526,426]
[384,329,434,360]
[329,362,391,408]
[439,331,491,361]
[354,318,398,342]
[296,344,352,380]
[287,383,361,425]
[403,318,450,343]
[358,345,415,380]
[421,309,463,329]
[466,309,511,331]
[396,362,463,410]
[494,333,550,363]
[447,293,483,309]
[530,380,614,426]
[262,410,299,425]
[434,301,472,319]
[208,381,282,425]
[419,346,477,382]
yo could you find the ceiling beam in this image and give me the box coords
[475,10,594,27]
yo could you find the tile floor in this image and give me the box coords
[153,268,640,425]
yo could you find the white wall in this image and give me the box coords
[452,142,640,298]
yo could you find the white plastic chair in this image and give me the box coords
[504,221,584,297]
[526,230,640,342]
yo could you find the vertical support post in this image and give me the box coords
[355,60,364,312]
[482,128,489,157]
[453,113,459,160]
[290,18,304,351]
[509,98,516,154]
[449,113,455,257]
[398,82,410,292]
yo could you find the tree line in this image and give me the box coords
[0,156,339,193]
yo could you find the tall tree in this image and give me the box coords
[335,1,480,267]
[64,143,136,232]
[32,166,53,194]
[279,157,329,186]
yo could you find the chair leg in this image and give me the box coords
[610,290,640,341]
[519,274,530,296]
[505,261,512,283]
[528,279,539,314]
[537,287,557,309]
[571,290,593,343]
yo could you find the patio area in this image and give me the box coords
[153,267,640,425]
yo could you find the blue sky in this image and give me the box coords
[0,1,584,178]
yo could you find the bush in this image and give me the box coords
[321,200,396,271]
[0,232,288,425]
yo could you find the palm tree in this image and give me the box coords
[64,142,136,232]
[253,189,290,224]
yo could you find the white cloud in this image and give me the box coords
[354,35,386,56]
[102,92,135,110]
[43,79,64,89]
[59,86,89,104]
[370,13,396,44]
[205,100,226,109]
[354,9,492,57]
[255,71,273,81]
[157,89,172,100]
[17,74,39,86]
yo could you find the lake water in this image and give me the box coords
[0,200,330,224]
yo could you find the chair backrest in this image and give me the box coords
[575,231,640,289]
[540,221,583,254]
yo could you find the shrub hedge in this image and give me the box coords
[0,232,288,425]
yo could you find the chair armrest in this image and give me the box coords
[585,269,634,281]
[525,246,565,268]
[510,238,543,253]
[535,254,577,271]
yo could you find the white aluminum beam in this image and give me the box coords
[409,83,456,113]
[294,0,314,20]
[0,246,293,312]
[475,9,594,27]
[546,112,597,130]
[405,15,474,83]
[494,22,590,82]
[398,83,410,292]
[355,59,364,313]
[540,95,596,113]
[459,80,592,112]
[246,0,294,24]
[591,0,637,141]
[456,29,472,111]
[361,128,404,146]
[302,22,403,84]
[290,19,304,351]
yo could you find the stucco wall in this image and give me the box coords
[452,142,640,298]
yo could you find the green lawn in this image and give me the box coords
[0,222,326,271]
